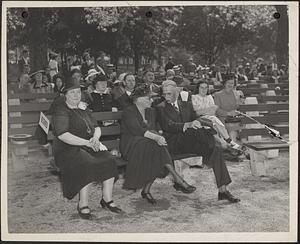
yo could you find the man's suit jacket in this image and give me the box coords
[156,100,196,143]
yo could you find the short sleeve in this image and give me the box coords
[191,95,198,110]
[52,105,70,137]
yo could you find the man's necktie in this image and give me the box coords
[172,103,179,113]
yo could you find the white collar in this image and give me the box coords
[93,88,109,94]
[172,100,179,109]
[125,90,132,96]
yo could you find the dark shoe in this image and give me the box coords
[173,182,196,194]
[77,205,92,220]
[218,191,241,203]
[141,191,157,205]
[100,199,122,213]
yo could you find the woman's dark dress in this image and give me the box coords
[52,102,118,200]
[89,92,114,112]
[120,105,171,189]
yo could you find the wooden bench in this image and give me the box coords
[239,103,289,140]
[8,93,57,170]
[47,111,200,173]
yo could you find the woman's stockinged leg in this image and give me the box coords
[78,183,92,213]
[102,177,117,207]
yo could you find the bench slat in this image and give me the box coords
[8,102,52,112]
[259,95,289,103]
[92,111,123,120]
[239,103,289,112]
[8,93,57,100]
[240,126,289,138]
[241,114,288,124]
[8,113,41,124]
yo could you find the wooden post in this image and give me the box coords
[249,149,267,176]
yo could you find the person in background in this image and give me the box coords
[142,70,161,93]
[185,57,197,75]
[49,53,59,82]
[53,73,65,93]
[166,69,175,81]
[15,73,32,93]
[89,74,116,112]
[113,73,136,110]
[156,80,240,203]
[164,56,175,72]
[51,78,122,219]
[248,68,260,81]
[173,65,191,88]
[270,69,280,84]
[8,50,19,86]
[30,70,49,93]
[85,69,100,85]
[236,65,248,83]
[121,84,196,205]
[219,65,228,81]
[244,63,251,78]
[18,49,30,76]
[81,52,93,77]
[213,76,244,143]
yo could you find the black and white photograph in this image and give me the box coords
[1,1,298,242]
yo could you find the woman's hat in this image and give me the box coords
[29,70,45,77]
[61,78,81,93]
[92,73,109,86]
[130,84,156,100]
[85,69,100,81]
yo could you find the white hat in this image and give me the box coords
[85,69,100,81]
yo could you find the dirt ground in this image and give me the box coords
[6,148,289,233]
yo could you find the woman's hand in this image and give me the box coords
[156,135,167,146]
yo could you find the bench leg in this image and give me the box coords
[249,149,267,177]
[11,145,28,171]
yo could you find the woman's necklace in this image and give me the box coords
[66,102,92,134]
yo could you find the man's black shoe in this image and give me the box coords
[218,191,241,203]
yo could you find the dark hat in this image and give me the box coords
[130,84,156,100]
[52,73,64,82]
[62,78,81,93]
[92,73,109,87]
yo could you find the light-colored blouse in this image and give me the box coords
[191,94,215,111]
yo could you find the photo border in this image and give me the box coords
[1,1,298,242]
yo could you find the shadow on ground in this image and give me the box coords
[6,149,289,233]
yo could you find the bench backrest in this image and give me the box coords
[238,103,289,140]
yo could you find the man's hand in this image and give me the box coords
[190,120,202,129]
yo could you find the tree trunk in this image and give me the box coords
[133,46,140,73]
[275,5,288,66]
[26,8,48,72]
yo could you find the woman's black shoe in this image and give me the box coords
[77,205,92,220]
[173,182,196,194]
[141,191,157,205]
[100,199,122,213]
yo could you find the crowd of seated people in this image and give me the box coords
[7,49,290,219]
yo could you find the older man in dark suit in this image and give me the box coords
[156,80,240,203]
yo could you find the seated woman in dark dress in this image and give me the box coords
[120,84,196,205]
[51,79,122,219]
